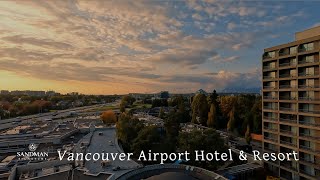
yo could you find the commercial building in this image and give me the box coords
[262,26,320,179]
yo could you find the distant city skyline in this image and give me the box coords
[0,1,319,94]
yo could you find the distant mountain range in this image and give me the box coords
[220,87,261,94]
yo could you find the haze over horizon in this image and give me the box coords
[0,0,319,95]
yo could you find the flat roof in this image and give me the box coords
[296,25,320,41]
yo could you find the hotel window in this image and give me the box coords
[305,55,314,63]
[302,42,314,51]
[306,67,315,75]
[289,46,297,54]
[269,51,276,58]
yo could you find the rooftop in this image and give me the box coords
[295,25,320,40]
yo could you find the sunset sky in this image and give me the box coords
[0,0,319,95]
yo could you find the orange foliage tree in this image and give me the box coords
[101,110,117,124]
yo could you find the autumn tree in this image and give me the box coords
[245,125,252,144]
[207,103,216,128]
[227,106,235,132]
[191,94,208,125]
[219,96,237,118]
[101,110,117,124]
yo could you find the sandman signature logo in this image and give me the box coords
[28,143,38,152]
[17,143,49,160]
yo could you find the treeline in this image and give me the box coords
[0,94,119,119]
[191,91,262,136]
[118,91,262,136]
[116,112,227,169]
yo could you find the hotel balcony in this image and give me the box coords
[263,65,277,71]
[299,109,320,114]
[263,51,276,60]
[298,73,319,79]
[279,85,296,89]
[298,85,320,89]
[279,118,297,125]
[299,133,320,141]
[279,62,297,69]
[280,161,298,171]
[264,126,278,132]
[263,86,277,90]
[298,43,315,53]
[263,76,277,81]
[298,59,319,66]
[298,97,320,102]
[279,96,296,101]
[299,156,320,169]
[280,129,296,136]
[279,46,297,57]
[299,145,320,153]
[299,128,320,140]
[280,124,297,135]
[299,120,320,128]
[300,169,320,179]
[279,107,296,113]
[264,106,278,111]
[280,140,297,148]
[263,96,277,100]
[264,136,278,143]
[279,74,297,79]
[263,116,278,122]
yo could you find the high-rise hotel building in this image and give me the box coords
[262,26,320,180]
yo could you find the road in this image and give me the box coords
[0,101,120,129]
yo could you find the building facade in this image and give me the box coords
[262,26,320,180]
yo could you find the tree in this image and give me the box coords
[120,95,136,109]
[158,107,165,119]
[219,96,237,118]
[152,99,168,108]
[101,110,117,124]
[245,125,252,145]
[132,126,161,155]
[178,129,227,169]
[120,103,126,113]
[251,98,262,134]
[227,106,235,132]
[164,111,181,151]
[207,90,218,105]
[207,103,216,128]
[170,95,185,107]
[116,113,144,151]
[191,94,208,125]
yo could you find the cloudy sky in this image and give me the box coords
[0,0,319,94]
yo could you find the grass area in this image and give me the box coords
[84,103,152,112]
[126,103,152,111]
[132,103,152,109]
[85,105,118,112]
